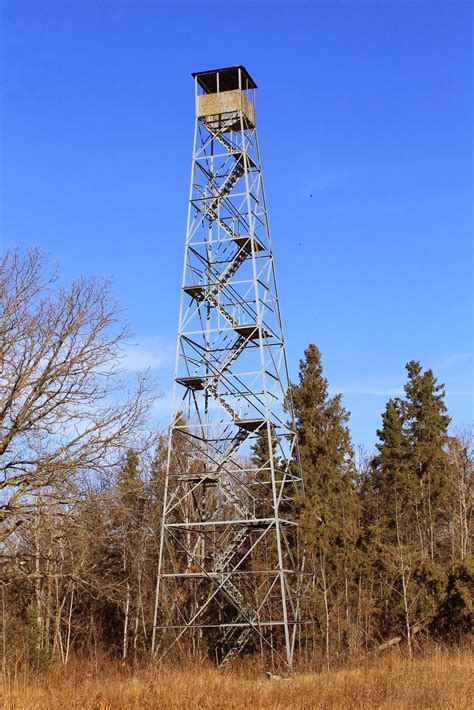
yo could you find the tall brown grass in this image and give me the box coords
[2,648,473,709]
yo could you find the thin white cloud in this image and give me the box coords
[331,373,473,399]
[121,337,175,372]
[435,352,472,370]
[328,353,472,399]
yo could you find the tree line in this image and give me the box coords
[1,250,472,670]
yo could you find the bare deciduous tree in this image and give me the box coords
[0,249,156,540]
[447,428,473,562]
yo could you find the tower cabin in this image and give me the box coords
[192,65,257,132]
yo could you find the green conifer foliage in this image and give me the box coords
[372,398,413,542]
[290,344,355,551]
[403,361,452,560]
[370,361,455,643]
[289,345,360,662]
[372,362,452,559]
[433,557,474,640]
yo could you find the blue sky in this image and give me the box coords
[1,0,472,449]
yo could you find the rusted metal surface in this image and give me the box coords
[196,89,255,129]
[192,65,257,93]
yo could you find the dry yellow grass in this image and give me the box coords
[3,649,473,710]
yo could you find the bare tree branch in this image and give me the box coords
[0,249,159,538]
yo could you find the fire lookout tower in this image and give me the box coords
[152,66,306,670]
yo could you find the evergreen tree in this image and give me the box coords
[290,344,356,549]
[403,361,451,560]
[369,361,453,647]
[372,362,451,560]
[371,398,413,542]
[289,344,359,663]
[433,557,474,641]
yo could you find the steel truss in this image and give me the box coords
[152,66,306,670]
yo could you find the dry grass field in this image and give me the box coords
[2,648,473,710]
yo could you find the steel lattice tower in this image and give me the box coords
[152,66,305,670]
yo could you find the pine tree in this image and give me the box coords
[433,557,474,641]
[403,361,451,560]
[289,344,359,663]
[290,344,355,548]
[369,361,453,648]
[371,398,413,542]
[371,361,451,559]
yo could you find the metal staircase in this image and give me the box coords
[207,161,245,215]
[217,578,258,666]
[154,66,305,672]
[219,626,253,666]
[214,525,249,570]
